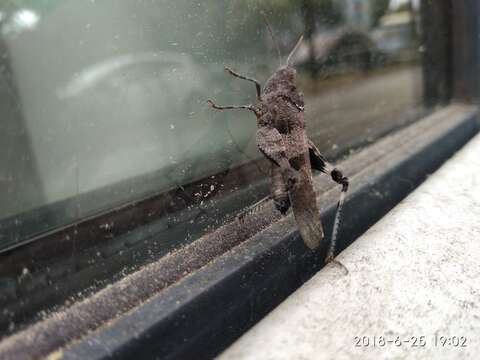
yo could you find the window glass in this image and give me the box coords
[0,0,427,251]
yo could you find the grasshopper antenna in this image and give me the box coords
[261,11,282,67]
[286,35,304,66]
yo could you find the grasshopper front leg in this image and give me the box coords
[208,66,262,110]
[207,100,255,113]
[224,67,262,100]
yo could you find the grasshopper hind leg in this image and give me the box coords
[308,139,349,272]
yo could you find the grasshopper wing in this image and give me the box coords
[288,165,324,249]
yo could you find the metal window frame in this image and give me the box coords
[1,1,479,359]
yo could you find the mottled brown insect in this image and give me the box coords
[207,32,349,266]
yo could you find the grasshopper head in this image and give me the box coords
[276,65,296,83]
[264,65,296,94]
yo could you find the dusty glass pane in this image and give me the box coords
[0,0,429,252]
[0,0,448,334]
